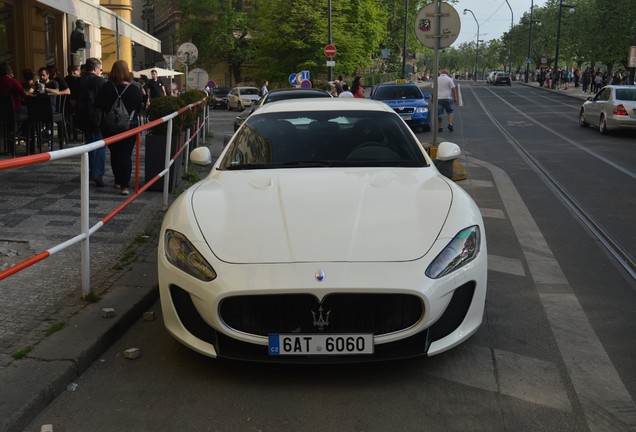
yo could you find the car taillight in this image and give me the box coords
[613,104,628,116]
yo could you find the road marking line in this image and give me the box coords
[474,157,636,431]
[488,254,526,277]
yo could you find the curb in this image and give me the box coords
[0,250,159,432]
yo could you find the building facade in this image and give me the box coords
[0,0,160,77]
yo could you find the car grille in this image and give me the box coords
[393,107,415,114]
[220,293,424,336]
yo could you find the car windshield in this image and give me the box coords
[214,89,229,96]
[615,88,636,101]
[241,88,260,95]
[219,110,428,169]
[373,86,423,100]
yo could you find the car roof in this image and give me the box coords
[374,82,419,87]
[268,88,330,94]
[255,98,396,114]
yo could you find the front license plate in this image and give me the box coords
[269,334,374,355]
[401,115,412,121]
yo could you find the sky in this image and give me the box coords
[452,0,547,47]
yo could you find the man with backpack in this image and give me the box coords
[71,57,106,187]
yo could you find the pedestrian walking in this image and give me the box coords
[145,69,166,107]
[338,84,354,98]
[260,80,269,97]
[71,57,106,187]
[334,75,344,95]
[94,60,143,196]
[436,68,457,132]
[351,76,365,98]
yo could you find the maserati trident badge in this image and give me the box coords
[315,269,325,282]
[312,305,330,330]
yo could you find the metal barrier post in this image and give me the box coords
[163,119,173,209]
[80,152,91,297]
[202,104,207,143]
[185,127,191,169]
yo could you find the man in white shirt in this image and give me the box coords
[338,84,354,98]
[437,68,457,132]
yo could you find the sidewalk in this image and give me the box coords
[517,79,590,101]
[0,125,226,432]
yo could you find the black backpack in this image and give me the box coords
[101,82,135,136]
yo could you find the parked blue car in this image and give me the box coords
[371,82,431,131]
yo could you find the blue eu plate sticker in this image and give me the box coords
[268,335,280,355]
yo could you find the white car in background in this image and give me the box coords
[486,70,505,84]
[226,86,260,111]
[158,98,487,362]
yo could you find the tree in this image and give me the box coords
[250,0,388,84]
[177,0,254,84]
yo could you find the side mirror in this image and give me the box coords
[436,141,461,161]
[190,146,212,166]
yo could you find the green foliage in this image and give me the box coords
[45,322,65,337]
[146,96,185,135]
[172,0,633,84]
[12,346,33,359]
[179,89,207,128]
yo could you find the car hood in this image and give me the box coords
[191,169,452,264]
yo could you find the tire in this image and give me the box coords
[599,115,608,135]
[238,102,243,111]
[578,109,589,128]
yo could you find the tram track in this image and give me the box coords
[467,85,636,282]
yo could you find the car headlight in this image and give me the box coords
[426,226,480,279]
[164,230,217,281]
[416,107,429,113]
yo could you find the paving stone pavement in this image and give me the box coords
[0,129,222,374]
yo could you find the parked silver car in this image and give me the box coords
[579,85,636,134]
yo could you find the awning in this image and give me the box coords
[36,0,161,53]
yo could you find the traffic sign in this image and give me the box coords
[324,44,337,58]
[414,3,461,49]
[300,79,312,88]
[326,60,335,67]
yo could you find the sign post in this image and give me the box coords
[324,44,336,82]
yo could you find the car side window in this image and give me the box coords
[595,88,610,101]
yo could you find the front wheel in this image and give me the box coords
[599,115,608,135]
[578,109,589,127]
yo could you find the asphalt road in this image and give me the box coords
[23,83,636,432]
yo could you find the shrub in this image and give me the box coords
[145,96,185,135]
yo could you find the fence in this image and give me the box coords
[0,98,209,297]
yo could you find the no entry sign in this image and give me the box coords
[324,44,337,58]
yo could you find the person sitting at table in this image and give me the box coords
[47,65,71,96]
[0,63,32,115]
[37,67,60,112]
[21,69,37,94]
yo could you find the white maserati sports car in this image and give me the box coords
[158,98,487,362]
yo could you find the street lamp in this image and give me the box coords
[463,9,479,81]
[504,0,513,75]
[524,0,541,83]
[402,0,409,80]
[553,0,574,88]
